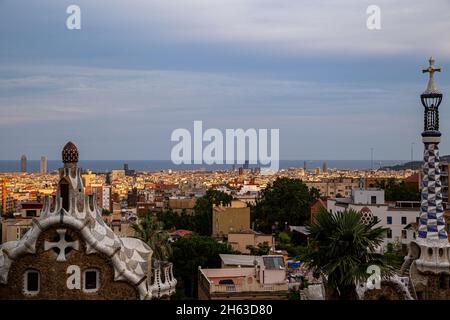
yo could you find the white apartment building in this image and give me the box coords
[327,188,420,250]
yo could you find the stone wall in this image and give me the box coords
[414,273,450,300]
[363,281,407,300]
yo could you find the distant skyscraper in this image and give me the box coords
[322,161,328,173]
[20,155,27,173]
[40,156,47,174]
[124,163,135,176]
[303,160,307,171]
[105,172,112,185]
[243,160,249,169]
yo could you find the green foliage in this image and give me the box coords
[156,209,194,231]
[251,177,320,233]
[300,208,392,300]
[2,209,15,219]
[287,290,300,300]
[247,241,271,255]
[191,189,233,236]
[278,231,291,245]
[383,240,408,272]
[375,178,420,201]
[131,215,172,261]
[101,208,111,216]
[274,231,308,257]
[171,234,235,298]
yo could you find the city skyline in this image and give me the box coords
[1,1,450,161]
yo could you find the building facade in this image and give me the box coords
[227,231,273,254]
[198,255,288,300]
[212,200,250,240]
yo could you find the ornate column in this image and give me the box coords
[414,57,450,273]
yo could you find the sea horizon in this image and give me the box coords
[0,159,412,173]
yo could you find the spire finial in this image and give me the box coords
[422,56,442,94]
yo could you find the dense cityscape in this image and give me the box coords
[0,146,432,299]
[2,1,450,311]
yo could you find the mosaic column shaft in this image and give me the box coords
[418,140,447,240]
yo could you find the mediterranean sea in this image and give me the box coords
[0,160,409,173]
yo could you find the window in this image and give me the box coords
[24,270,40,295]
[263,256,285,270]
[401,217,407,225]
[371,196,377,204]
[83,269,99,292]
[401,230,407,239]
[387,216,392,225]
[60,180,70,212]
[26,210,37,217]
[387,229,392,239]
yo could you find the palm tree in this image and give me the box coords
[131,215,172,261]
[300,208,391,300]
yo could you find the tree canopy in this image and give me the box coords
[374,178,420,201]
[251,177,320,233]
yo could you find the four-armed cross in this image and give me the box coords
[423,57,442,94]
[44,229,79,262]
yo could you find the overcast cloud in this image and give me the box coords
[0,0,449,160]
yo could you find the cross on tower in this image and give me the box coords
[423,57,442,94]
[44,229,79,262]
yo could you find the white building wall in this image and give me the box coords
[351,189,384,205]
[327,198,419,250]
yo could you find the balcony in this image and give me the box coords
[210,282,288,293]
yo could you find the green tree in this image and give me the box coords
[131,215,172,261]
[251,177,320,233]
[300,208,391,300]
[171,234,235,298]
[2,209,15,219]
[192,189,233,236]
[375,178,420,201]
[156,208,195,231]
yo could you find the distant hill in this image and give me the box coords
[381,155,450,171]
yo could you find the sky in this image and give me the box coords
[1,0,450,161]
